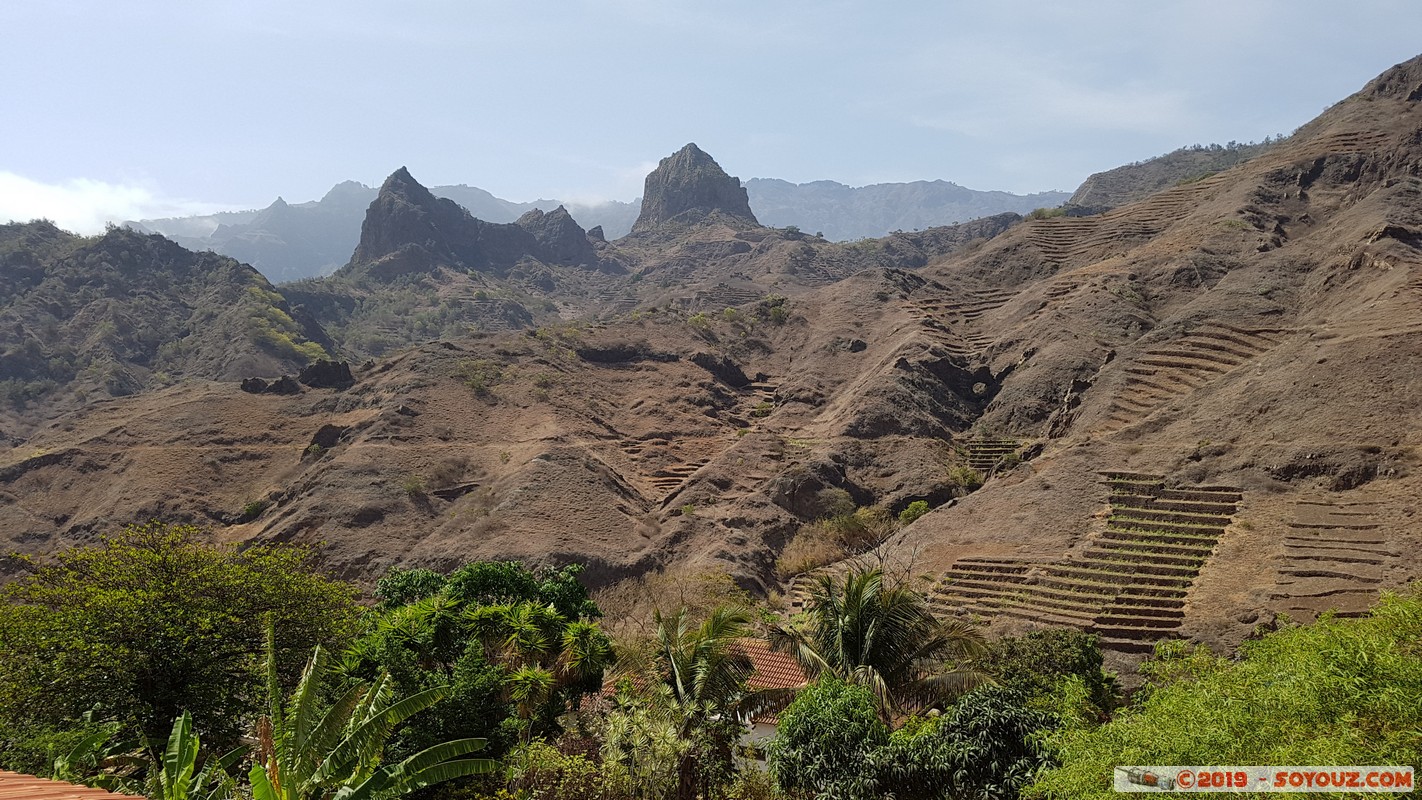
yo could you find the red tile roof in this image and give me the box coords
[733,638,809,692]
[0,770,135,799]
[582,638,812,724]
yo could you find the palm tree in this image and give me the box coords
[249,627,495,800]
[770,567,987,718]
[647,606,757,726]
[465,601,614,740]
[619,606,790,800]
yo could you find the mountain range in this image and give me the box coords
[5,54,1422,674]
[130,171,1071,283]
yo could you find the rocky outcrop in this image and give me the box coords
[348,169,607,279]
[240,375,301,395]
[631,144,758,233]
[1363,53,1422,101]
[348,168,533,279]
[298,360,354,389]
[515,206,597,268]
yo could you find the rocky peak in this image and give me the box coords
[348,167,480,276]
[516,206,597,267]
[630,143,758,233]
[347,168,599,280]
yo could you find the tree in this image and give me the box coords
[250,630,496,800]
[618,606,784,800]
[0,522,360,750]
[346,565,611,760]
[978,629,1118,718]
[770,568,987,718]
[376,561,600,620]
[1030,587,1422,799]
[767,677,887,800]
[878,686,1057,800]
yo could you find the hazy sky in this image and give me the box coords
[4,1,1421,232]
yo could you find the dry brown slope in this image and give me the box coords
[850,54,1422,661]
[3,57,1421,669]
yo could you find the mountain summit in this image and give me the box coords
[631,143,758,233]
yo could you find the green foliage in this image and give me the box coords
[898,500,931,524]
[0,522,360,751]
[978,629,1118,718]
[374,568,449,612]
[240,499,270,521]
[1026,207,1067,220]
[614,606,776,799]
[245,286,329,363]
[947,465,983,491]
[769,568,987,717]
[505,741,611,799]
[402,475,426,498]
[815,487,856,519]
[599,691,690,800]
[1030,587,1422,799]
[458,359,505,398]
[251,629,496,800]
[767,677,887,800]
[757,295,790,325]
[354,562,609,762]
[687,312,712,329]
[878,686,1057,800]
[376,561,599,622]
[750,401,774,418]
[47,716,125,787]
[148,711,243,800]
[721,307,741,322]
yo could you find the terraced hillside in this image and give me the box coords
[1272,495,1398,620]
[928,473,1241,654]
[1099,323,1283,433]
[4,57,1422,670]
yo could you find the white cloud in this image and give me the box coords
[0,172,232,235]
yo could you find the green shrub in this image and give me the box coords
[0,522,359,751]
[687,312,712,329]
[1027,206,1067,220]
[898,500,931,524]
[947,465,983,491]
[750,401,774,418]
[402,475,426,498]
[239,499,268,521]
[1031,587,1422,799]
[979,629,1118,717]
[768,677,887,800]
[459,359,504,397]
[878,687,1057,800]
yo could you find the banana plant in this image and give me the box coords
[147,711,244,800]
[249,625,496,800]
[51,721,123,783]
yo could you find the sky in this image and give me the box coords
[3,0,1421,233]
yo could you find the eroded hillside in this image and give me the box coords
[4,57,1422,671]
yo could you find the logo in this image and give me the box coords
[1115,766,1414,793]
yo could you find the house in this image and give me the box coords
[582,638,812,763]
[730,638,811,761]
